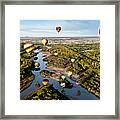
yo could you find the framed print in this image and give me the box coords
[0,0,119,119]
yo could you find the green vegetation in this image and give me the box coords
[40,70,73,88]
[40,70,55,78]
[20,52,35,80]
[24,84,69,100]
[20,51,35,92]
[20,41,100,99]
[42,43,100,98]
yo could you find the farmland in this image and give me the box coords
[42,42,100,98]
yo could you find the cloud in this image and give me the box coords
[20,20,100,37]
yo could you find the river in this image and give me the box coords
[20,49,98,100]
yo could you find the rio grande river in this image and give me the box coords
[20,49,98,100]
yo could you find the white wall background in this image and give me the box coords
[0,2,115,115]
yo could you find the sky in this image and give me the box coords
[20,20,100,37]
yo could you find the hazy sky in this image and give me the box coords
[20,20,100,37]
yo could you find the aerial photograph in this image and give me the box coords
[20,20,100,100]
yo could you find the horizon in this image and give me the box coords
[20,36,100,38]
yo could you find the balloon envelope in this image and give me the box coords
[71,59,75,62]
[56,26,61,33]
[61,75,65,80]
[41,38,48,46]
[54,52,58,56]
[35,62,40,68]
[42,79,49,86]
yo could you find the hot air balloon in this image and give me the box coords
[99,28,100,35]
[41,38,48,46]
[98,27,100,36]
[71,58,75,62]
[54,52,58,56]
[35,62,40,68]
[60,82,66,88]
[56,26,61,33]
[61,75,66,80]
[42,79,49,86]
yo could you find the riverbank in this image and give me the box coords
[23,84,70,100]
[40,70,73,88]
[20,47,37,93]
[47,66,65,73]
[80,82,100,98]
[20,74,35,92]
[41,44,100,99]
[43,64,100,98]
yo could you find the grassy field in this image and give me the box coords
[42,43,100,98]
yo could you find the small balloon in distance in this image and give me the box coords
[56,26,61,33]
[41,38,48,46]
